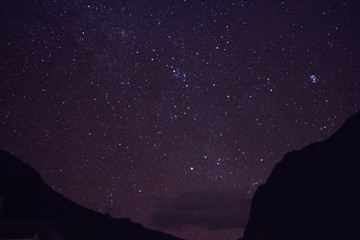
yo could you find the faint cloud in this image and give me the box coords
[152,189,251,231]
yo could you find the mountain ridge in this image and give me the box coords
[242,111,360,240]
[0,149,185,240]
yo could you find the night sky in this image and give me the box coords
[1,1,359,240]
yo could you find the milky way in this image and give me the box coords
[1,1,359,239]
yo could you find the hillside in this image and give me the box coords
[243,111,360,240]
[0,149,184,240]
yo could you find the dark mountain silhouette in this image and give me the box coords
[242,111,360,240]
[0,149,184,240]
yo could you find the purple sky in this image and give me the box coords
[1,1,359,239]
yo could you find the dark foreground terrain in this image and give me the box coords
[0,149,184,240]
[242,111,360,240]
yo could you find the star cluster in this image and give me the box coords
[1,1,359,240]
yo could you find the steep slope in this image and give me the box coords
[0,149,184,240]
[243,111,360,240]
